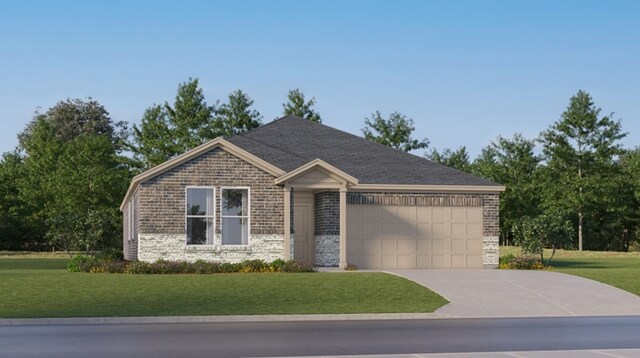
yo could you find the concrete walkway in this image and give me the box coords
[388,269,640,318]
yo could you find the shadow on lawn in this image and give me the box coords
[550,259,611,269]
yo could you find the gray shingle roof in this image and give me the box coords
[226,116,501,186]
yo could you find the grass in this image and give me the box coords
[0,256,448,318]
[500,245,640,296]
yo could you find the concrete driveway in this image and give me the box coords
[388,269,640,318]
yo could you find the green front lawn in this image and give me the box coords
[500,246,640,297]
[0,257,448,318]
[553,258,640,297]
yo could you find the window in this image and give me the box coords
[186,187,215,245]
[221,188,249,245]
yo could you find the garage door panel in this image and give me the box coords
[466,254,482,267]
[397,254,415,269]
[417,223,431,238]
[467,207,483,221]
[381,255,396,268]
[416,207,432,222]
[347,204,483,269]
[467,222,482,237]
[452,254,466,267]
[381,239,396,252]
[432,254,450,268]
[451,239,466,251]
[398,222,417,237]
[361,254,380,268]
[381,206,398,221]
[416,239,430,252]
[466,239,482,251]
[452,207,466,220]
[432,207,451,220]
[397,239,415,251]
[361,239,379,252]
[417,254,431,268]
[380,223,396,238]
[432,223,451,236]
[432,238,447,252]
[451,223,466,237]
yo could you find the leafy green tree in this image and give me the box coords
[539,90,626,250]
[18,99,131,253]
[589,149,640,251]
[426,147,471,172]
[513,214,574,266]
[130,78,219,169]
[18,98,127,151]
[282,88,321,122]
[0,151,38,250]
[472,134,541,245]
[217,89,263,136]
[165,77,218,151]
[130,105,175,169]
[362,111,429,152]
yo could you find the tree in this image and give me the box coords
[18,98,131,253]
[426,147,471,172]
[18,97,127,151]
[217,89,263,136]
[539,90,626,250]
[0,151,38,250]
[130,78,219,169]
[513,214,574,266]
[472,134,541,245]
[282,89,321,122]
[362,111,429,152]
[130,105,175,169]
[165,77,218,151]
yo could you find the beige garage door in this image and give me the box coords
[346,205,483,269]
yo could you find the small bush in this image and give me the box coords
[499,255,546,270]
[95,248,124,261]
[67,255,98,272]
[499,253,516,266]
[345,263,358,271]
[71,258,317,274]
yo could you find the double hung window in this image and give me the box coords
[221,188,249,245]
[186,187,215,245]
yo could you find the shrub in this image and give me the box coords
[499,253,516,266]
[67,255,98,272]
[69,257,317,274]
[499,255,546,270]
[345,263,358,271]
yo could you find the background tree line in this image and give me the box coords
[0,78,638,254]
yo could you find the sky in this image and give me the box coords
[1,0,639,157]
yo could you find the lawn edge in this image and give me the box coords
[0,313,450,326]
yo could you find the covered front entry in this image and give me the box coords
[346,205,484,269]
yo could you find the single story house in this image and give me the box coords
[120,116,504,269]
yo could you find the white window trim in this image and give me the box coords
[220,186,251,246]
[185,186,216,246]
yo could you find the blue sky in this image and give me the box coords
[1,0,638,157]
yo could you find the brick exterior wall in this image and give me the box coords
[127,148,284,262]
[314,192,339,235]
[138,148,283,236]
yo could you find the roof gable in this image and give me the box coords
[119,138,285,211]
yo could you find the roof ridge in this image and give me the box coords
[236,135,309,162]
[234,115,303,138]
